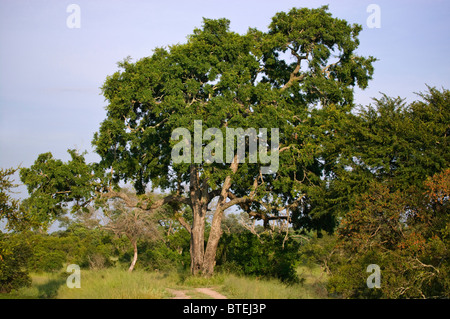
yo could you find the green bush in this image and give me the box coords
[328,171,450,298]
[216,232,301,283]
[19,224,117,272]
[0,233,32,293]
[138,229,191,271]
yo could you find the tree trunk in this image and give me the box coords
[190,206,205,275]
[202,208,224,276]
[128,239,138,272]
[189,164,207,275]
[203,157,239,276]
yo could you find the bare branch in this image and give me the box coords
[239,214,261,240]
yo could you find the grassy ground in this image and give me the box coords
[1,264,328,299]
[219,265,328,299]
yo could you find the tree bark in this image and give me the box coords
[190,206,205,275]
[189,165,207,275]
[202,157,239,276]
[202,207,224,276]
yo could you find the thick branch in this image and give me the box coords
[101,190,190,211]
[148,193,191,210]
[207,189,222,202]
[279,145,292,153]
[281,48,308,91]
[176,214,192,234]
[221,196,252,212]
[101,190,137,207]
[281,66,305,91]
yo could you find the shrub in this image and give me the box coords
[0,233,32,293]
[216,232,301,283]
[138,238,190,272]
[328,171,450,298]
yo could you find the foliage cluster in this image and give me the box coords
[217,232,302,283]
[0,233,32,293]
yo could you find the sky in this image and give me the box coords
[1,0,450,201]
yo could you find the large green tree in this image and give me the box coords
[18,6,375,276]
[322,87,450,217]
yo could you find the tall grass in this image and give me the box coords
[3,269,176,299]
[219,265,328,299]
[220,276,321,299]
[0,272,66,299]
[2,264,328,299]
[176,271,226,288]
[57,268,174,299]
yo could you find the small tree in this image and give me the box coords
[104,189,162,271]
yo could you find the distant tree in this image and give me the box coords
[221,213,248,235]
[324,87,449,298]
[0,167,33,293]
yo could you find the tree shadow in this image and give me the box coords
[36,278,66,299]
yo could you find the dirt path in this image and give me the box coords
[166,288,191,299]
[167,287,227,299]
[194,287,227,299]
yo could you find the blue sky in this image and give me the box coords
[1,0,449,199]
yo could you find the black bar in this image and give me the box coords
[0,298,444,318]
